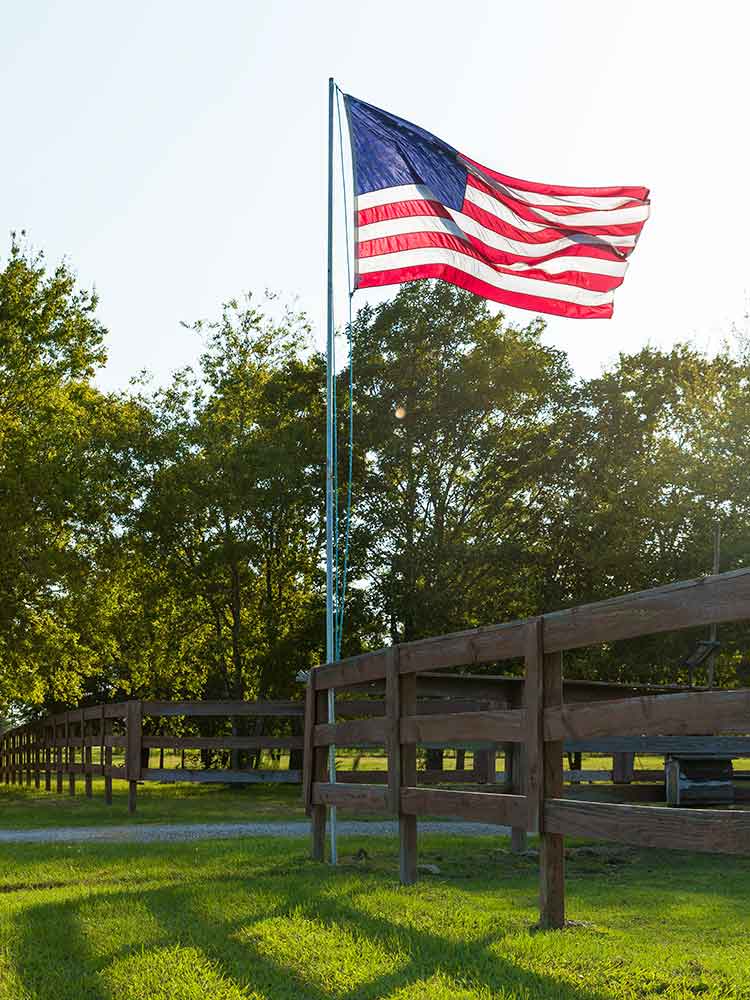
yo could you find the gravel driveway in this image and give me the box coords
[0,820,511,844]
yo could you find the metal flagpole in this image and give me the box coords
[325,75,338,865]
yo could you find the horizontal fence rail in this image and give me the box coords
[304,568,750,929]
[0,699,306,813]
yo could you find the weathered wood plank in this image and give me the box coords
[313,717,388,748]
[507,742,528,852]
[544,569,750,654]
[142,768,301,784]
[540,649,565,929]
[141,700,304,717]
[302,679,316,814]
[310,689,328,860]
[400,671,418,884]
[126,702,142,781]
[333,697,498,718]
[102,703,132,719]
[544,799,750,854]
[313,650,391,691]
[335,769,499,785]
[141,736,302,750]
[524,618,544,833]
[546,688,750,742]
[565,736,750,754]
[333,699,386,717]
[399,624,525,675]
[385,647,401,815]
[400,787,528,827]
[312,781,389,811]
[310,569,750,682]
[126,700,142,815]
[613,752,635,784]
[400,709,526,745]
[336,769,387,783]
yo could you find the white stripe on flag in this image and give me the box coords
[357,214,630,275]
[357,184,435,210]
[463,185,645,236]
[357,247,615,307]
[490,183,642,211]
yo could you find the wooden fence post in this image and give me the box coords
[385,647,401,816]
[65,712,75,796]
[312,686,329,861]
[56,723,64,794]
[101,707,112,805]
[509,743,528,852]
[105,738,113,805]
[33,727,40,789]
[84,713,93,798]
[539,646,565,930]
[526,616,566,928]
[474,748,496,784]
[399,661,418,885]
[302,673,328,862]
[25,730,32,787]
[44,728,52,791]
[524,618,543,835]
[126,700,143,814]
[613,752,635,784]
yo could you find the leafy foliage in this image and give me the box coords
[1,235,749,712]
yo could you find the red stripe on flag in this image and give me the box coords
[461,197,638,255]
[460,153,650,202]
[357,199,452,227]
[465,175,648,238]
[357,263,614,320]
[357,231,625,292]
[358,199,632,266]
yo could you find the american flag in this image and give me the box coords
[344,94,650,319]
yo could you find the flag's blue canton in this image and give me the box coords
[345,95,467,212]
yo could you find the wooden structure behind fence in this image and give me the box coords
[0,700,305,813]
[303,568,750,928]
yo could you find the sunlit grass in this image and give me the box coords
[0,778,308,828]
[0,835,748,999]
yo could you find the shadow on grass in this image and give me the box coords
[7,846,750,1000]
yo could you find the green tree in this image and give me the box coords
[129,295,326,705]
[0,235,129,709]
[556,344,750,685]
[345,281,577,644]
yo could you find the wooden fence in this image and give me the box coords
[303,568,750,928]
[0,699,304,812]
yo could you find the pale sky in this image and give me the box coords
[2,1,749,391]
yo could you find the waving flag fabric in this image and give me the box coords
[344,94,650,319]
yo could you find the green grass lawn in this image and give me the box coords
[0,834,748,999]
[0,778,308,828]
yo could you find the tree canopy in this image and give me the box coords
[1,235,749,715]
